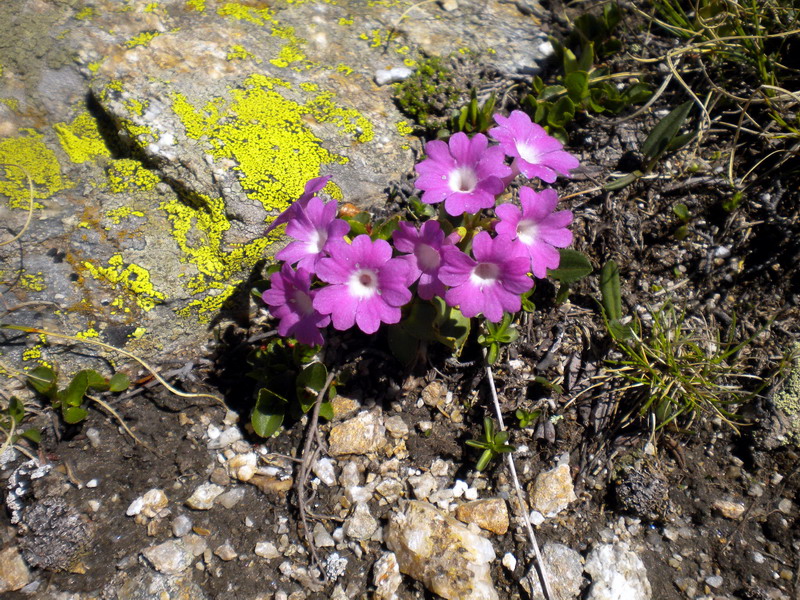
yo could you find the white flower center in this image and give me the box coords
[307,229,327,254]
[516,142,541,165]
[415,243,441,272]
[448,167,478,193]
[348,268,379,299]
[290,289,315,316]
[470,262,499,289]
[517,219,538,246]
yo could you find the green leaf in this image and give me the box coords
[475,449,494,472]
[63,371,90,407]
[521,289,536,313]
[672,202,690,222]
[563,47,579,74]
[318,401,334,422]
[109,372,130,392]
[577,42,594,73]
[251,387,287,438]
[83,369,109,391]
[486,343,499,365]
[20,428,41,444]
[547,97,576,128]
[604,171,642,191]
[608,319,634,340]
[532,75,544,95]
[622,82,652,105]
[431,297,471,354]
[555,282,571,304]
[541,85,567,101]
[600,260,623,322]
[516,408,541,428]
[297,362,328,413]
[564,71,590,103]
[63,406,88,424]
[372,215,401,241]
[8,397,24,425]
[548,249,593,283]
[641,100,693,160]
[27,366,58,396]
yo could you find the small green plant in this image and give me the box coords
[478,313,519,365]
[246,338,334,438]
[1,397,40,454]
[605,301,759,431]
[515,408,542,428]
[27,366,130,425]
[672,202,691,239]
[447,90,497,135]
[465,417,516,471]
[548,248,594,304]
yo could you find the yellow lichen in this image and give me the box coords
[186,0,205,10]
[144,3,160,12]
[106,206,145,224]
[88,60,103,73]
[75,6,98,19]
[82,254,166,312]
[338,17,354,25]
[336,63,353,75]
[217,3,274,25]
[0,98,20,111]
[18,271,46,292]
[53,112,111,164]
[125,31,162,48]
[124,97,148,117]
[129,327,147,339]
[227,45,256,61]
[396,120,414,135]
[106,159,160,193]
[0,130,72,209]
[75,328,100,340]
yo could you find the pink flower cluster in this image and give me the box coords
[262,111,579,346]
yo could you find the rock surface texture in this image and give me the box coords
[385,500,499,600]
[0,0,549,373]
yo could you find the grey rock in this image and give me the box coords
[344,502,379,540]
[216,487,246,509]
[254,541,281,559]
[185,482,225,510]
[171,514,193,537]
[0,546,31,593]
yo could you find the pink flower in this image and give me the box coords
[275,195,350,272]
[392,220,458,300]
[262,264,330,346]
[266,175,331,234]
[414,132,512,216]
[313,235,412,334]
[495,187,573,279]
[489,111,579,183]
[439,231,533,322]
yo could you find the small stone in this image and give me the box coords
[421,382,447,409]
[0,546,31,593]
[331,395,360,419]
[528,463,577,517]
[374,67,413,86]
[87,500,101,512]
[227,453,257,482]
[313,523,336,548]
[455,498,509,535]
[255,541,281,559]
[216,487,246,509]
[127,488,169,517]
[86,479,98,488]
[384,415,409,438]
[705,575,723,588]
[777,498,793,515]
[214,542,237,561]
[584,542,651,600]
[712,500,746,519]
[440,0,458,10]
[185,483,225,510]
[312,457,337,486]
[344,502,378,540]
[373,552,402,600]
[328,409,387,456]
[172,514,193,537]
[502,553,517,571]
[385,500,498,600]
[250,475,293,496]
[141,540,193,574]
[408,472,437,501]
[85,427,102,448]
[208,426,242,449]
[210,466,230,486]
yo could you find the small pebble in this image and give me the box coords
[777,498,793,515]
[214,542,237,561]
[86,479,98,488]
[216,487,246,509]
[502,553,517,571]
[172,515,193,537]
[706,575,723,588]
[254,541,281,559]
[85,427,101,448]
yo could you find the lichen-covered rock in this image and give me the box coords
[385,500,499,600]
[141,540,194,575]
[373,551,402,600]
